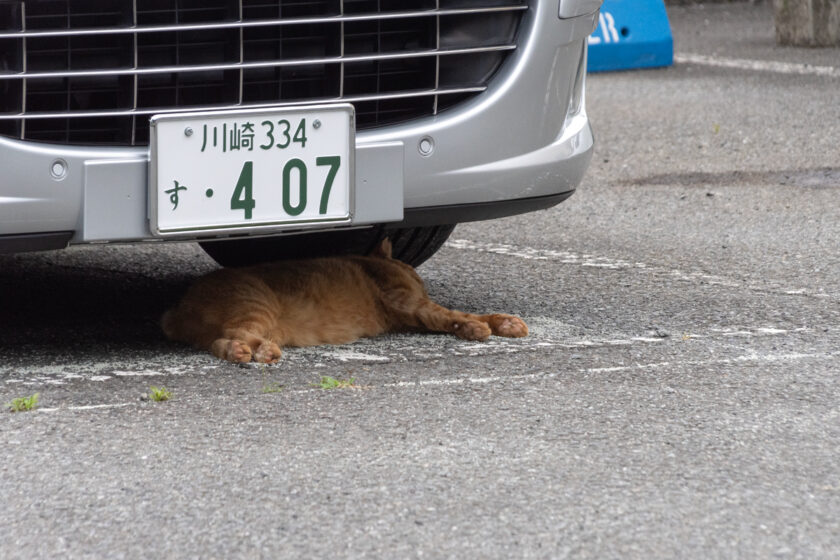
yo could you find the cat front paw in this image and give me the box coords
[453,320,492,341]
[254,342,283,364]
[225,339,253,363]
[487,314,528,338]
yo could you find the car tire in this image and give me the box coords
[199,224,456,268]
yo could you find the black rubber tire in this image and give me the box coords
[385,224,457,268]
[199,224,456,268]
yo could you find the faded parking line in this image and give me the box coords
[26,349,840,415]
[445,238,835,300]
[387,350,840,388]
[1,322,822,386]
[37,403,133,413]
[675,53,840,78]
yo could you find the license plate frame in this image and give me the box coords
[149,104,355,237]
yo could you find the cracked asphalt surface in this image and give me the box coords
[2,4,839,558]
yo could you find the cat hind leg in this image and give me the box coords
[397,299,527,341]
[407,300,493,341]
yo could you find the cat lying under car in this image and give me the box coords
[162,238,528,363]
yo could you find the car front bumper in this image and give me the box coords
[0,3,596,251]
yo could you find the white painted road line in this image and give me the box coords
[445,239,835,300]
[447,238,640,269]
[387,350,839,389]
[675,53,840,78]
[38,403,133,413]
[25,350,840,414]
[0,324,823,386]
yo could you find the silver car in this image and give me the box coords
[0,0,597,266]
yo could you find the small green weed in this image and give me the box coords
[148,386,172,402]
[261,383,284,394]
[260,368,283,394]
[312,376,356,390]
[5,393,39,412]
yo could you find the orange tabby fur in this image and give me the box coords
[162,239,527,363]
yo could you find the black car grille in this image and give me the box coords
[0,0,527,146]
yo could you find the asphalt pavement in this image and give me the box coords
[2,3,839,558]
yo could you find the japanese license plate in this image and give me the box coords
[149,104,354,237]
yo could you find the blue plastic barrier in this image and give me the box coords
[587,0,674,72]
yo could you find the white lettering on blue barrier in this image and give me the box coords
[588,12,619,44]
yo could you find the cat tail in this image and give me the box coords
[369,237,393,259]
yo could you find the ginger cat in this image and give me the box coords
[162,238,528,363]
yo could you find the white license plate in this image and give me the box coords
[149,104,354,236]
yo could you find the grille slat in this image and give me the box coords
[20,2,26,139]
[0,1,526,146]
[2,86,487,119]
[433,0,440,114]
[0,44,515,80]
[0,7,526,39]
